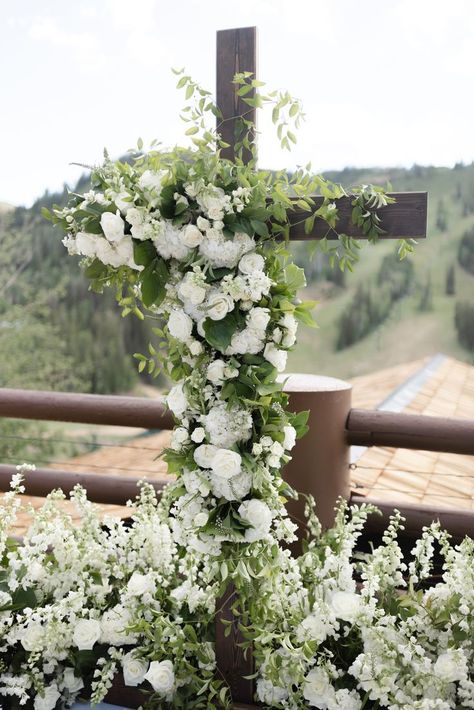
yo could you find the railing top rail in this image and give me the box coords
[346,408,474,455]
[0,387,174,430]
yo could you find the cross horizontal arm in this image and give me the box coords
[287,192,427,240]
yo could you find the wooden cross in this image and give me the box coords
[214,26,427,707]
[216,27,427,242]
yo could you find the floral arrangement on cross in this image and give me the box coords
[0,73,472,710]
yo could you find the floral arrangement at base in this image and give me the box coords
[1,72,471,709]
[0,471,473,709]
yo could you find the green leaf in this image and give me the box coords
[84,258,107,280]
[141,267,167,307]
[133,239,157,267]
[283,263,306,291]
[203,312,242,352]
[250,219,269,238]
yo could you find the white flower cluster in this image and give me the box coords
[0,478,219,708]
[253,505,474,709]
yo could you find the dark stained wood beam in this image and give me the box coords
[0,388,174,430]
[216,26,257,164]
[288,191,428,240]
[346,409,474,455]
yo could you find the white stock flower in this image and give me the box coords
[100,211,125,242]
[34,684,61,710]
[303,667,334,708]
[182,224,203,247]
[76,232,98,257]
[139,169,164,193]
[206,291,234,320]
[203,403,252,448]
[144,660,175,695]
[264,343,288,372]
[283,425,297,451]
[171,426,190,450]
[238,499,272,542]
[210,449,242,479]
[167,383,188,418]
[62,668,84,693]
[330,590,361,623]
[123,652,149,687]
[127,571,155,596]
[239,252,265,274]
[168,309,193,342]
[101,604,135,645]
[73,618,101,650]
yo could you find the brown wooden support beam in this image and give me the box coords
[216,26,257,163]
[346,409,474,455]
[0,388,174,430]
[288,191,427,240]
[0,464,166,505]
[351,494,474,540]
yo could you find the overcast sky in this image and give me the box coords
[1,0,474,206]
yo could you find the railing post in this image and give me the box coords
[283,374,352,546]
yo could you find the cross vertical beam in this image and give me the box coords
[216,26,257,164]
[215,26,257,707]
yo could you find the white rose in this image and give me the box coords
[73,618,101,650]
[114,191,133,214]
[100,211,125,243]
[247,307,270,333]
[263,343,288,372]
[267,453,281,468]
[21,622,43,652]
[283,425,297,451]
[123,652,149,687]
[193,444,219,469]
[182,224,203,247]
[139,169,163,193]
[168,309,193,342]
[434,650,466,683]
[167,383,188,418]
[191,427,206,443]
[34,684,61,710]
[125,207,143,226]
[239,252,265,274]
[75,231,98,257]
[62,668,84,693]
[189,340,203,356]
[330,591,361,623]
[211,449,242,479]
[303,667,333,707]
[127,571,155,597]
[206,292,234,321]
[197,216,210,231]
[207,359,226,383]
[238,499,272,542]
[178,279,206,305]
[144,660,175,695]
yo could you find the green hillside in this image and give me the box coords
[288,163,474,378]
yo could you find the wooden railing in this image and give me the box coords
[1,383,473,707]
